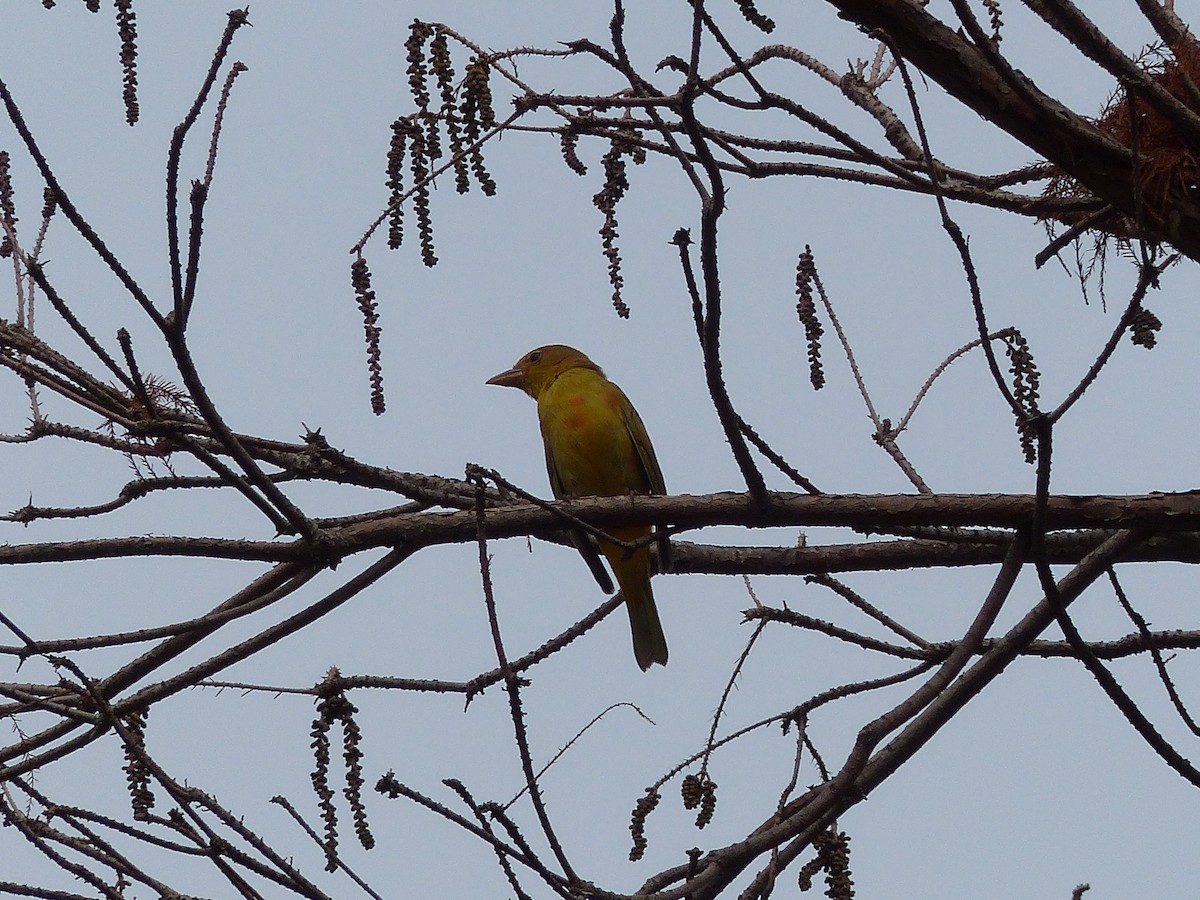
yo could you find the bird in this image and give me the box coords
[487,344,669,670]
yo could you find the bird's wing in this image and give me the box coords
[544,438,567,500]
[619,391,672,573]
[566,530,616,594]
[620,397,666,495]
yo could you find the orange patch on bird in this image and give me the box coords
[563,393,588,429]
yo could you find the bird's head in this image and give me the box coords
[487,345,603,399]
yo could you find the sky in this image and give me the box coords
[1,2,1199,898]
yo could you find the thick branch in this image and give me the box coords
[826,0,1200,259]
[5,492,1200,567]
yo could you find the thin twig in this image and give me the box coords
[470,474,578,884]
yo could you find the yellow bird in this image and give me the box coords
[488,345,669,670]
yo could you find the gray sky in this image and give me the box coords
[2,3,1198,897]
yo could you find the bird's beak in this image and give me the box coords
[486,366,526,389]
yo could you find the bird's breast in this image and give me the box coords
[538,376,644,497]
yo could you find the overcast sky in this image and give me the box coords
[2,3,1198,898]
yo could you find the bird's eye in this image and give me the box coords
[529,350,541,362]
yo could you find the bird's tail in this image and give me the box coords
[626,581,669,671]
[605,532,669,670]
